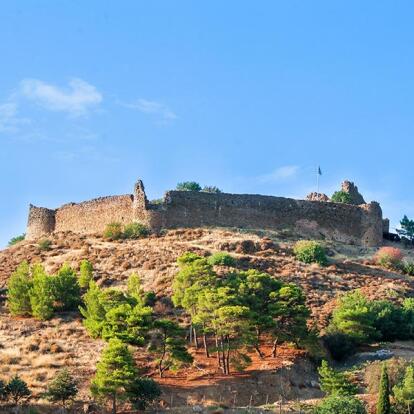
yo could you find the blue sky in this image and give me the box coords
[1,1,414,247]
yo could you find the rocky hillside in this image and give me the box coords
[0,228,413,412]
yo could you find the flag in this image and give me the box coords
[318,166,322,176]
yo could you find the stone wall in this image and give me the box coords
[55,195,135,234]
[157,191,383,246]
[26,205,56,239]
[26,179,384,246]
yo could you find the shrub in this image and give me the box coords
[393,364,414,412]
[30,267,55,320]
[331,191,353,204]
[370,300,406,341]
[127,377,161,410]
[402,259,414,276]
[293,240,327,265]
[44,369,78,409]
[314,395,367,414]
[374,247,404,269]
[8,234,25,246]
[318,360,357,396]
[103,222,123,240]
[202,186,222,193]
[53,263,81,311]
[330,291,378,345]
[123,222,150,239]
[7,262,33,316]
[177,252,203,266]
[176,181,202,192]
[365,358,409,394]
[38,239,52,251]
[6,375,31,406]
[323,330,356,361]
[79,259,93,288]
[207,252,236,266]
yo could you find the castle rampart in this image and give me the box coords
[26,180,384,246]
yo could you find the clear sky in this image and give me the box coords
[1,1,414,247]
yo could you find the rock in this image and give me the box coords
[341,180,366,205]
[306,192,330,202]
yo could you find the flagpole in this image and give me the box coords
[317,166,320,193]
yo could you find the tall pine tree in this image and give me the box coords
[90,339,137,414]
[376,363,391,414]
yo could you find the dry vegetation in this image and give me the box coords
[1,228,414,411]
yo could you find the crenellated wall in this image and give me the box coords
[26,180,384,246]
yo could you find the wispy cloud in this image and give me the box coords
[120,98,177,122]
[19,78,102,117]
[0,102,30,133]
[258,165,300,183]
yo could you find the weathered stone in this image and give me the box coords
[26,179,384,247]
[306,192,330,202]
[341,180,366,205]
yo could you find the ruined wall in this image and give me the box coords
[54,195,135,234]
[26,180,384,246]
[26,205,56,239]
[155,191,383,246]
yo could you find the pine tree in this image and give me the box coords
[7,261,33,316]
[90,339,138,414]
[150,319,193,377]
[6,375,31,406]
[79,281,106,338]
[78,259,93,289]
[29,265,55,320]
[376,363,391,414]
[318,360,357,396]
[127,272,144,303]
[53,263,81,311]
[44,369,78,410]
[397,215,414,242]
[393,365,414,412]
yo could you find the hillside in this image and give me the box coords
[1,228,414,412]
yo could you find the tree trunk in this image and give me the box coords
[112,394,117,414]
[215,334,221,368]
[203,333,210,357]
[255,328,264,358]
[193,327,199,348]
[226,335,231,375]
[271,338,278,358]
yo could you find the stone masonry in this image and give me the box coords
[26,180,384,246]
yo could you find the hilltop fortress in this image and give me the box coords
[26,180,385,246]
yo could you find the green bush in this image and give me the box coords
[323,330,356,361]
[78,259,93,288]
[176,181,202,191]
[314,395,366,414]
[30,268,55,320]
[331,191,353,204]
[123,222,150,239]
[8,234,25,246]
[318,360,357,396]
[402,259,414,276]
[6,375,31,406]
[38,239,52,251]
[176,252,203,266]
[330,291,378,345]
[53,264,81,311]
[293,240,327,265]
[202,186,222,193]
[7,262,33,316]
[207,252,236,266]
[103,222,123,240]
